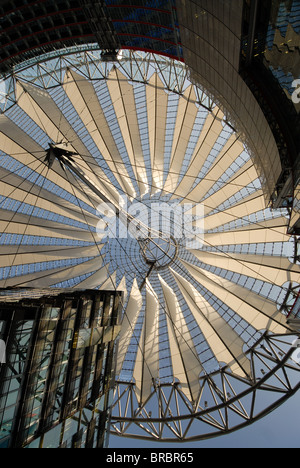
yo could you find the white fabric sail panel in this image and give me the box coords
[0,178,99,229]
[186,136,247,205]
[203,192,266,230]
[171,269,251,378]
[133,282,160,404]
[100,271,125,292]
[206,187,265,218]
[0,118,44,163]
[71,159,123,211]
[63,69,136,199]
[0,208,105,245]
[174,106,224,198]
[15,80,118,208]
[105,67,145,198]
[99,270,117,291]
[177,150,254,211]
[0,124,97,211]
[0,210,96,243]
[70,150,121,206]
[204,220,290,246]
[0,169,99,226]
[181,260,289,334]
[53,143,123,210]
[160,276,202,403]
[0,208,96,237]
[15,80,70,149]
[15,79,96,162]
[200,268,290,331]
[117,276,128,303]
[204,161,257,209]
[66,156,123,211]
[44,256,105,288]
[163,85,198,193]
[190,249,300,288]
[146,73,168,194]
[0,244,102,268]
[106,67,148,197]
[0,218,95,242]
[0,255,102,288]
[0,244,101,256]
[74,265,109,289]
[116,279,143,376]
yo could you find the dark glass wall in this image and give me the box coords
[0,289,122,448]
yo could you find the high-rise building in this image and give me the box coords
[0,289,122,448]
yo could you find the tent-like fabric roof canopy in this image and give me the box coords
[0,50,299,441]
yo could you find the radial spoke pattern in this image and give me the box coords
[0,51,299,442]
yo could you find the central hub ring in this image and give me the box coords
[140,235,178,270]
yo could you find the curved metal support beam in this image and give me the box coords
[110,333,300,442]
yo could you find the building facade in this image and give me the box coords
[0,289,122,448]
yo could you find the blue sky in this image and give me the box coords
[109,390,300,449]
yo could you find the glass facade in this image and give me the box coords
[0,289,122,448]
[242,0,300,108]
[105,0,183,60]
[0,0,183,74]
[0,0,95,73]
[241,0,300,222]
[265,0,300,109]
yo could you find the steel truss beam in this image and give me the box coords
[110,332,300,442]
[0,49,213,114]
